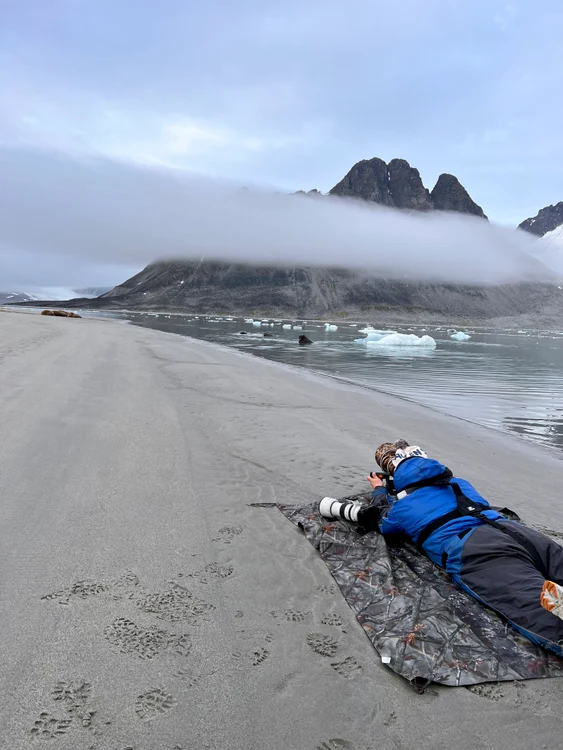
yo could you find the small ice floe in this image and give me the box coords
[358,325,384,334]
[325,324,338,331]
[450,331,471,341]
[252,320,262,327]
[244,318,254,324]
[293,325,303,330]
[356,332,436,348]
[282,324,292,329]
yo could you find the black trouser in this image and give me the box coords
[456,522,563,648]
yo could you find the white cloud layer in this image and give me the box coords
[0,147,551,287]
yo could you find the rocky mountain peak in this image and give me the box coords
[329,157,483,217]
[430,174,487,218]
[519,202,563,237]
[329,157,393,205]
[387,158,432,210]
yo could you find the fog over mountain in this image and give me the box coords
[0,147,554,290]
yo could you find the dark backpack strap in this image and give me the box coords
[450,483,548,578]
[416,509,461,552]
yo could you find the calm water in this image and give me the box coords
[108,312,563,454]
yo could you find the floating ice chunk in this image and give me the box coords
[325,324,338,331]
[244,318,254,323]
[361,333,437,348]
[450,331,471,341]
[358,325,390,334]
[355,329,397,343]
[293,325,303,330]
[252,320,262,327]
[282,324,292,329]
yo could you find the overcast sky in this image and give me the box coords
[1,1,562,288]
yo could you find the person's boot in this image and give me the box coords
[319,497,361,523]
[540,580,563,620]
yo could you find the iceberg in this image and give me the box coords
[252,320,262,327]
[282,324,292,329]
[244,318,254,323]
[357,333,437,348]
[325,324,338,331]
[293,325,303,330]
[450,331,471,341]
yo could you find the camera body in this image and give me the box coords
[371,471,396,496]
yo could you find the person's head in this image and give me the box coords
[375,439,427,474]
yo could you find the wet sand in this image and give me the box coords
[1,310,563,750]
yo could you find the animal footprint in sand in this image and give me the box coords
[330,656,362,679]
[317,741,356,750]
[252,647,270,666]
[41,580,108,605]
[30,712,72,738]
[51,680,99,730]
[134,582,215,624]
[104,617,192,659]
[135,688,177,721]
[306,633,339,657]
[466,683,504,701]
[212,526,244,544]
[186,562,234,584]
[321,613,343,626]
[317,584,336,595]
[284,609,310,622]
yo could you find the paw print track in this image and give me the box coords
[330,657,362,679]
[212,526,244,544]
[104,617,192,659]
[321,613,343,626]
[317,584,336,595]
[306,633,339,657]
[135,688,177,721]
[52,681,92,712]
[186,562,234,584]
[30,712,72,738]
[252,647,270,666]
[466,683,505,701]
[284,609,310,622]
[134,582,215,624]
[41,580,108,605]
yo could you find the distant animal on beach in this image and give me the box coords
[41,310,82,318]
[298,335,313,345]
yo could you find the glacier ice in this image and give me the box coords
[450,331,471,341]
[356,333,437,348]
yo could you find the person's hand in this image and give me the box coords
[367,473,384,490]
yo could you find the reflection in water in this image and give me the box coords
[113,312,563,454]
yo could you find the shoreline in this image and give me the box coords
[4,305,563,458]
[133,319,563,462]
[5,302,563,332]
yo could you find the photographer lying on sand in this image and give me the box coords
[320,439,563,657]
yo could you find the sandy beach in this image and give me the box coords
[2,310,563,750]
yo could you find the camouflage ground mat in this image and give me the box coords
[278,494,563,689]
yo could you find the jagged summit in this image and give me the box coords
[329,157,484,217]
[430,174,487,218]
[519,202,563,237]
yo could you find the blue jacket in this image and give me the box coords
[373,457,506,573]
